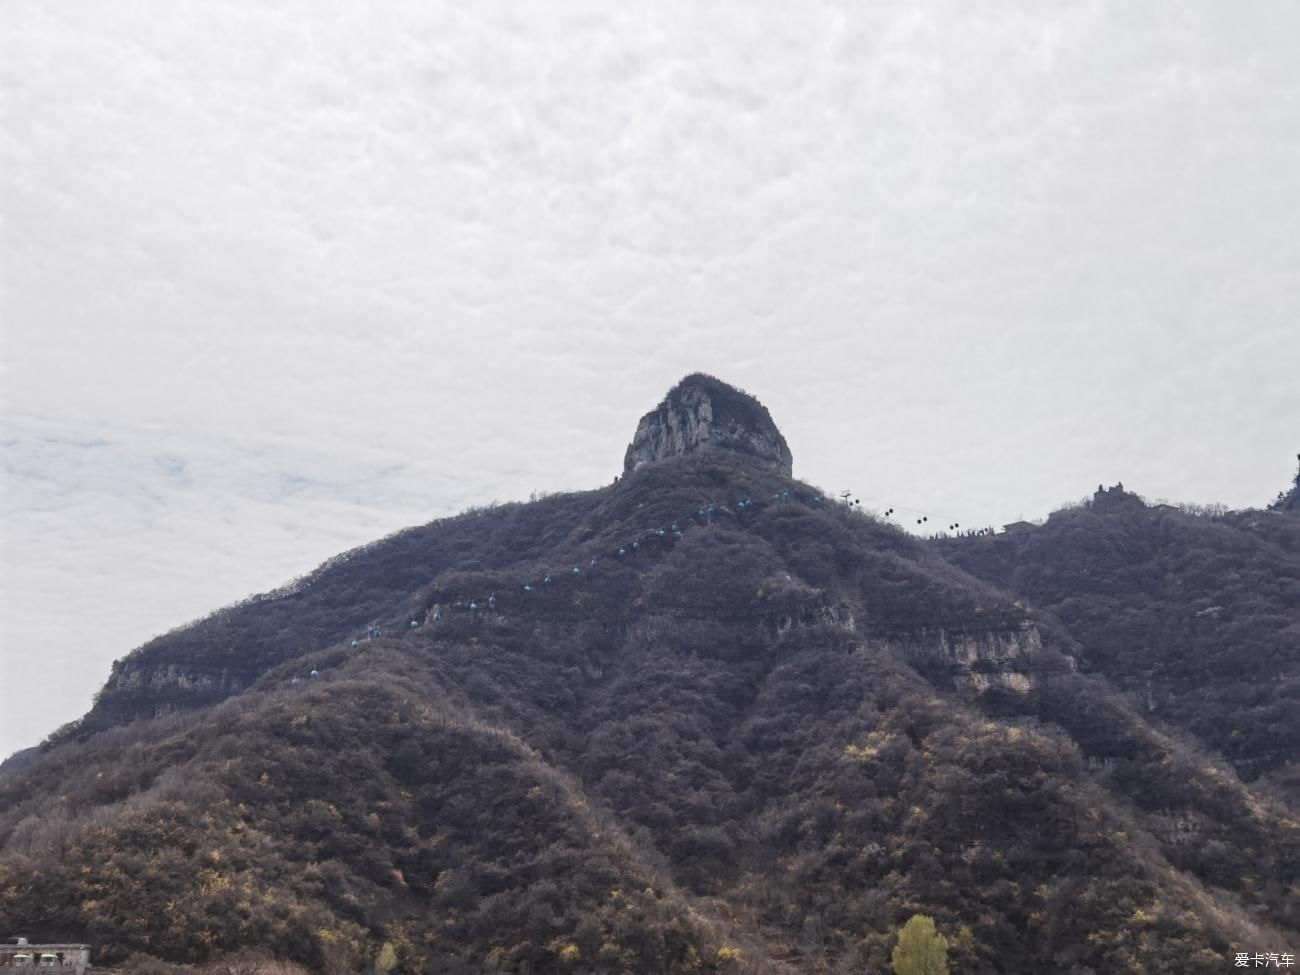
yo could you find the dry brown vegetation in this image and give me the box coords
[2,457,1296,973]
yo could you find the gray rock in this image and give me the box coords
[623,373,793,475]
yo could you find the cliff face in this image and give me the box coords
[886,621,1071,693]
[623,374,793,476]
[104,660,248,720]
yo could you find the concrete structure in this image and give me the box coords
[1002,520,1036,534]
[1,940,90,974]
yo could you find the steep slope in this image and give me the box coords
[57,489,605,738]
[3,380,1297,974]
[939,483,1300,803]
[1,669,765,974]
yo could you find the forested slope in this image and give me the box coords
[3,455,1297,973]
[939,484,1300,803]
[7,367,1299,975]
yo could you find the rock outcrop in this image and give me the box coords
[888,621,1073,693]
[1269,453,1300,512]
[623,374,793,475]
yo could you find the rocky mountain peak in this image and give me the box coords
[622,373,793,476]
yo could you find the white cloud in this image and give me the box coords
[3,0,1299,756]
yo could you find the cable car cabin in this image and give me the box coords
[11,955,32,967]
[39,956,58,968]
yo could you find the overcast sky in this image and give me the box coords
[3,0,1298,759]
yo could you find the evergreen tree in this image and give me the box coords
[891,914,949,975]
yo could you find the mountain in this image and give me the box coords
[2,375,1296,975]
[938,482,1300,805]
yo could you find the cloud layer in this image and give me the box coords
[4,0,1299,755]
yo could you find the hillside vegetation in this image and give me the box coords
[3,451,1297,974]
[939,484,1300,802]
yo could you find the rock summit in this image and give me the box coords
[623,373,793,476]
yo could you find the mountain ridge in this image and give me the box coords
[3,378,1297,974]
